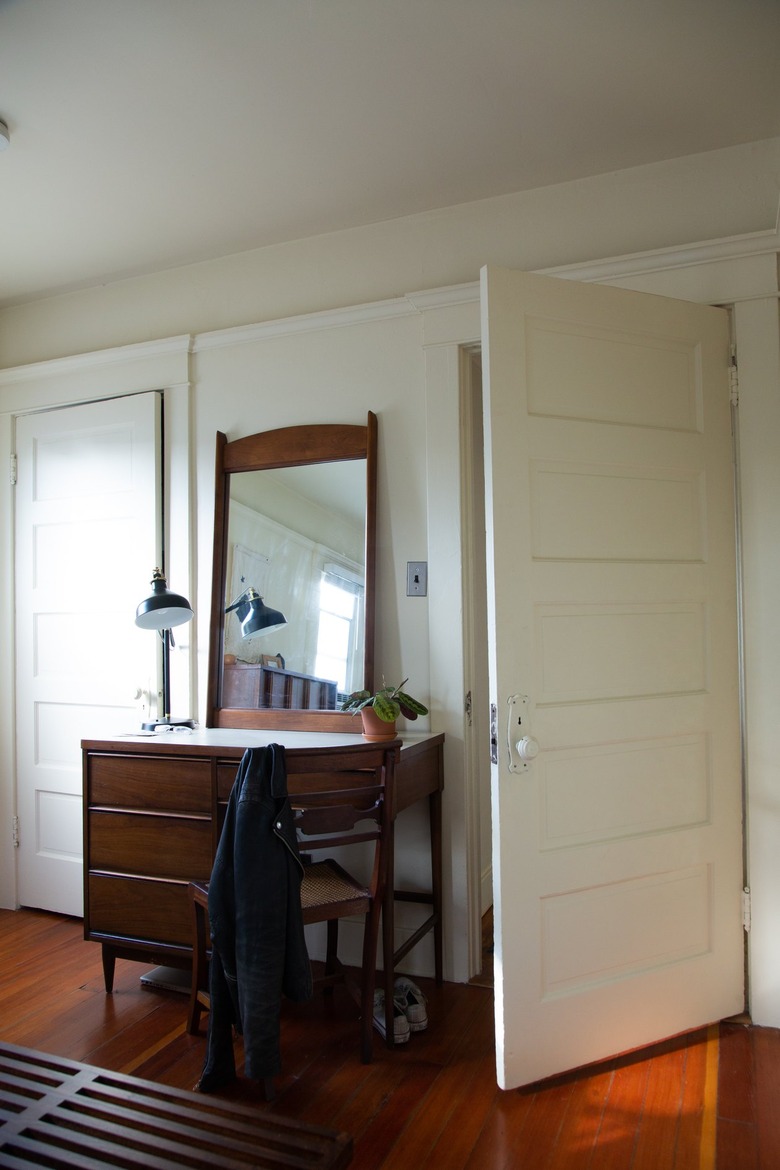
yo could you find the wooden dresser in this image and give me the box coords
[81,728,444,996]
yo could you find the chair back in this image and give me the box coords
[285,740,398,897]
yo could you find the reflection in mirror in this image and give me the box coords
[207,415,377,732]
[225,586,287,639]
[222,463,366,711]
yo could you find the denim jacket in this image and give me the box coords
[197,744,312,1090]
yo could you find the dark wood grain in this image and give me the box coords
[0,908,777,1169]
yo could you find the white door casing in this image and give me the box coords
[481,267,743,1089]
[15,393,160,916]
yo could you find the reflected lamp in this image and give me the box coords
[225,587,287,640]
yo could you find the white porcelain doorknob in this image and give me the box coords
[515,736,540,761]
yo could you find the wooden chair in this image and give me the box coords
[186,740,398,1069]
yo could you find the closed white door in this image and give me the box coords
[15,393,160,915]
[481,267,743,1089]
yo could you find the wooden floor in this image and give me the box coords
[1,908,779,1169]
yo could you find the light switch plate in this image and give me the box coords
[407,561,428,596]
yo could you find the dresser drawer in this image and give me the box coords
[89,810,212,880]
[88,875,194,948]
[87,755,212,813]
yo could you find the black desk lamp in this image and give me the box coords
[225,587,287,639]
[135,568,195,730]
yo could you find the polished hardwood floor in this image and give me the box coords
[0,907,779,1169]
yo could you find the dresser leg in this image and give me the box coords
[102,946,116,993]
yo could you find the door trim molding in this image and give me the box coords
[407,223,780,314]
[0,335,192,389]
[420,228,779,988]
[0,371,193,913]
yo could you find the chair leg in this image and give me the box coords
[187,886,210,1035]
[323,918,339,996]
[186,975,203,1036]
[360,902,383,1063]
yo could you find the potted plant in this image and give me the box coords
[341,678,429,741]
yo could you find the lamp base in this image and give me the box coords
[141,716,196,731]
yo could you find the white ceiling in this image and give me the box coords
[1,0,779,309]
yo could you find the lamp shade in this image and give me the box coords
[225,587,286,639]
[135,569,193,631]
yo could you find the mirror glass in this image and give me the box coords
[207,416,376,731]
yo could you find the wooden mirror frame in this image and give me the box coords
[206,412,377,731]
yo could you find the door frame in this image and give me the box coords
[14,392,163,915]
[0,336,193,911]
[420,229,780,989]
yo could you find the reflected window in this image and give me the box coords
[315,567,364,696]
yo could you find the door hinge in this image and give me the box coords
[742,886,751,933]
[10,453,17,486]
[12,816,19,848]
[464,690,472,726]
[729,345,739,408]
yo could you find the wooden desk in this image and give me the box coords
[0,1041,352,1168]
[81,729,444,1030]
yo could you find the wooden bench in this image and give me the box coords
[0,1041,352,1169]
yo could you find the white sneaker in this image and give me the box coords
[394,977,428,1032]
[372,989,411,1043]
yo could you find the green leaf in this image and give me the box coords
[395,691,428,717]
[373,693,401,721]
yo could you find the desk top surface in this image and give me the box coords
[81,726,443,755]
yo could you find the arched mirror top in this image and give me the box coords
[207,413,377,731]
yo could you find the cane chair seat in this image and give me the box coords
[300,861,370,914]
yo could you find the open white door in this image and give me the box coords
[15,393,160,916]
[481,267,743,1090]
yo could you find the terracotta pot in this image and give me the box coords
[360,707,398,741]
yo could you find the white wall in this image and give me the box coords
[2,138,778,370]
[1,140,779,999]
